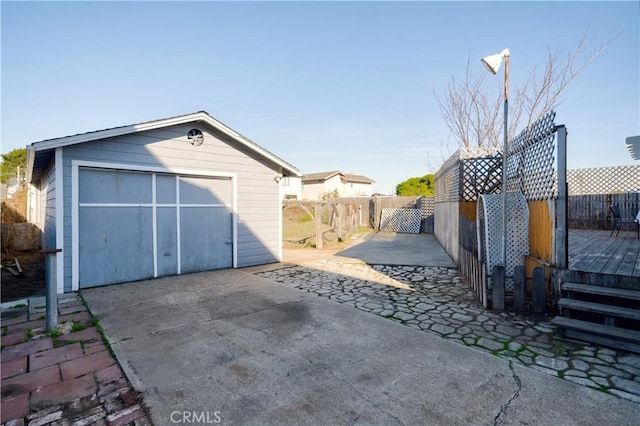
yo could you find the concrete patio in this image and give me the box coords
[82,267,640,425]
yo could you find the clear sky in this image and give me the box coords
[2,1,638,194]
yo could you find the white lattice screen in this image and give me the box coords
[567,165,640,195]
[477,193,529,291]
[379,209,422,233]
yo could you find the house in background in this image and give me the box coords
[302,171,375,200]
[281,176,302,200]
[26,111,300,293]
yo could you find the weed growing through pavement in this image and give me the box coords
[49,329,63,339]
[71,322,89,332]
[92,317,116,357]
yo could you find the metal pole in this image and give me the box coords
[42,248,62,331]
[501,54,510,267]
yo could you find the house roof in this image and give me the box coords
[26,111,301,182]
[626,135,640,161]
[302,171,375,184]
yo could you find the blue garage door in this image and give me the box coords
[78,168,233,288]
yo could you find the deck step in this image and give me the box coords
[552,317,640,353]
[551,316,640,348]
[562,282,640,300]
[557,298,640,320]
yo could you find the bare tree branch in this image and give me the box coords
[434,28,623,152]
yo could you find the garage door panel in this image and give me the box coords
[157,207,178,276]
[77,168,234,288]
[180,207,232,273]
[156,175,176,204]
[79,207,154,287]
[79,169,152,204]
[180,177,231,205]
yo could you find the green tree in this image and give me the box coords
[1,148,27,184]
[396,174,435,196]
[320,189,340,201]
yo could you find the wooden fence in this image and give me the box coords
[283,196,436,249]
[283,200,361,249]
[326,196,435,233]
[568,192,639,230]
[459,245,488,308]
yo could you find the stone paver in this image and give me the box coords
[1,356,27,379]
[0,294,151,425]
[256,261,640,405]
[60,350,117,380]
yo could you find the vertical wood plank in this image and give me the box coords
[482,262,489,308]
[314,203,323,250]
[532,267,546,313]
[492,265,505,311]
[513,265,526,312]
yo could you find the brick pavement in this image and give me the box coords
[1,294,151,426]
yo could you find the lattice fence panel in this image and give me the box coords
[567,165,640,195]
[435,151,461,202]
[461,155,502,201]
[419,196,435,218]
[379,209,422,233]
[506,111,558,200]
[478,193,529,292]
[436,147,498,202]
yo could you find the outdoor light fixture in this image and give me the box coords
[481,48,510,267]
[274,173,283,184]
[481,48,510,75]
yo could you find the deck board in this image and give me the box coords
[569,229,640,277]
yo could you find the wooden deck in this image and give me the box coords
[569,229,640,277]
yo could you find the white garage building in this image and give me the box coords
[26,111,300,293]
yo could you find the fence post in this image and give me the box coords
[555,125,568,270]
[41,248,62,331]
[513,265,526,312]
[314,203,323,249]
[373,196,380,230]
[532,267,546,313]
[336,204,343,240]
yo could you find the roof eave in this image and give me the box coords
[28,111,301,178]
[25,146,36,183]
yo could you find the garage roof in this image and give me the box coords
[26,111,301,182]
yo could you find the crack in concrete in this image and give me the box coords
[493,361,522,426]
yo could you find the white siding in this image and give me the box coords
[302,176,372,200]
[282,176,302,200]
[60,123,281,292]
[344,182,372,197]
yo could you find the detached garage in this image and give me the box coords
[26,111,300,293]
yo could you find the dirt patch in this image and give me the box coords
[1,186,27,223]
[1,249,46,303]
